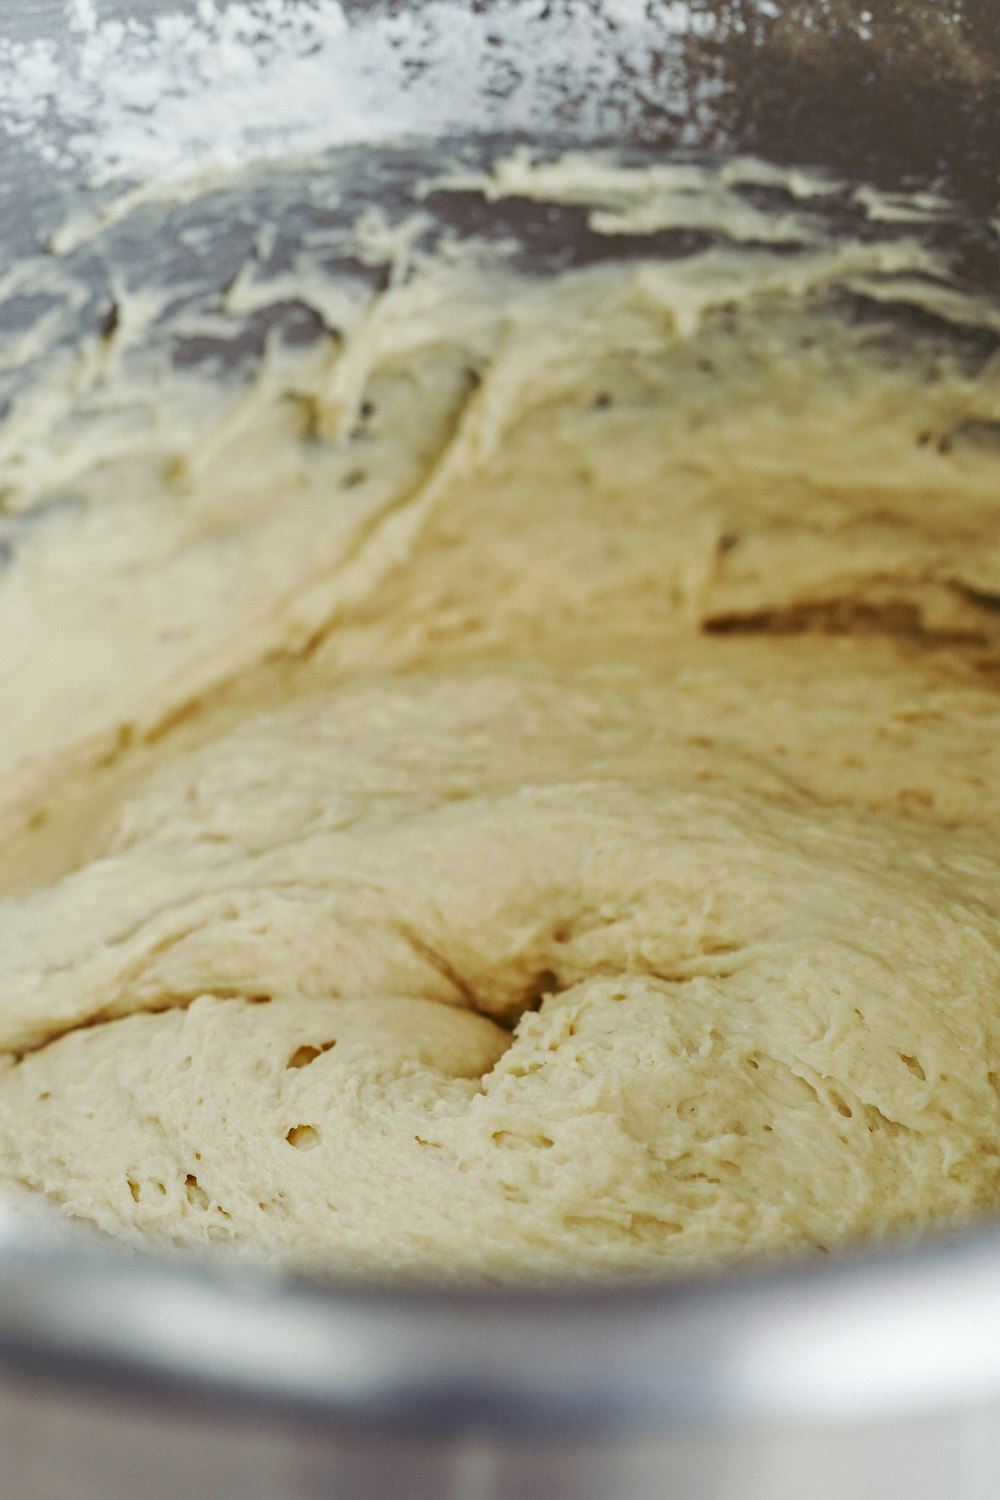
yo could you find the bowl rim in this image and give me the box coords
[1,1219,999,1434]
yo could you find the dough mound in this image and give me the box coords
[1,182,999,1279]
[1,665,999,1278]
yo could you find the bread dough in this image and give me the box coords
[0,160,998,1278]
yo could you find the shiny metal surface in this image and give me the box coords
[2,1222,1000,1433]
[1,2,999,1495]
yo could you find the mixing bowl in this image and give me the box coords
[0,2,998,1495]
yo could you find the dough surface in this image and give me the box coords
[0,158,999,1278]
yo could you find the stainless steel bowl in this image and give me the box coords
[1,3,999,1495]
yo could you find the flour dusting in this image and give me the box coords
[0,0,714,187]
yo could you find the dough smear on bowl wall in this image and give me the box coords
[0,154,999,1281]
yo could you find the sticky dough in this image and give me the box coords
[0,171,999,1279]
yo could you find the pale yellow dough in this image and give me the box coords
[0,164,999,1278]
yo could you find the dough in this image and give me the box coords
[0,159,998,1278]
